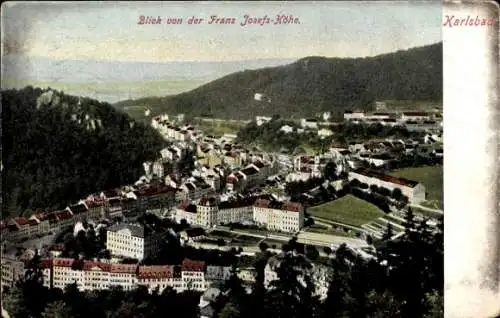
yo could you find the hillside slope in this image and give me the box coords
[1,87,167,218]
[115,42,442,120]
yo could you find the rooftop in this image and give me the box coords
[182,259,206,272]
[254,199,303,212]
[351,168,420,188]
[107,223,146,238]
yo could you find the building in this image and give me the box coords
[400,111,431,122]
[343,111,365,121]
[253,199,304,233]
[1,257,25,289]
[317,128,333,138]
[301,118,319,130]
[348,169,426,203]
[280,125,294,134]
[52,258,85,291]
[176,196,303,233]
[181,259,207,291]
[135,185,177,213]
[106,223,166,260]
[205,265,232,281]
[137,265,182,293]
[256,116,272,126]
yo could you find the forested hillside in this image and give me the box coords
[1,87,166,218]
[115,42,442,120]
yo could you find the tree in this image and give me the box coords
[424,291,444,318]
[366,291,402,318]
[42,301,73,318]
[403,207,418,240]
[382,223,394,241]
[391,188,403,201]
[219,301,241,318]
[324,161,338,181]
[305,245,320,261]
[366,235,373,245]
[259,242,269,252]
[2,282,31,318]
[217,238,226,246]
[323,246,332,255]
[369,184,379,193]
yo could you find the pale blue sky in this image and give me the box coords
[2,1,442,62]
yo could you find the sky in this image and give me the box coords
[2,1,442,63]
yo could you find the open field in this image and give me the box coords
[193,119,245,136]
[308,195,385,227]
[389,165,443,209]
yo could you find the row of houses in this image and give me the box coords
[1,256,231,294]
[226,160,279,192]
[152,117,200,142]
[175,196,305,233]
[344,110,441,122]
[0,185,179,243]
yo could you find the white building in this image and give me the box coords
[176,197,305,233]
[253,199,304,233]
[317,128,333,138]
[206,265,232,281]
[106,223,166,260]
[348,169,426,203]
[47,258,206,293]
[1,257,25,289]
[343,111,365,121]
[300,118,319,130]
[256,116,272,126]
[400,111,431,122]
[280,125,294,134]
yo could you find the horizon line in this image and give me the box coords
[3,41,442,65]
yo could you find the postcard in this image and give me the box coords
[0,1,498,318]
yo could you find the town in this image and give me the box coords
[1,102,443,313]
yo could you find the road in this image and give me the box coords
[409,203,444,214]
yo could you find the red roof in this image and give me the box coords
[254,199,302,212]
[32,213,50,221]
[283,202,303,212]
[40,259,53,269]
[110,264,137,274]
[138,265,174,279]
[56,210,73,221]
[138,185,176,197]
[85,200,104,208]
[254,199,270,209]
[182,259,205,272]
[177,201,189,210]
[83,261,112,272]
[48,244,65,252]
[53,258,75,268]
[14,218,30,226]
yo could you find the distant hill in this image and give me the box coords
[115,42,442,120]
[1,87,167,218]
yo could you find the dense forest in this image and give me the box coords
[2,209,443,318]
[115,42,442,120]
[1,87,167,218]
